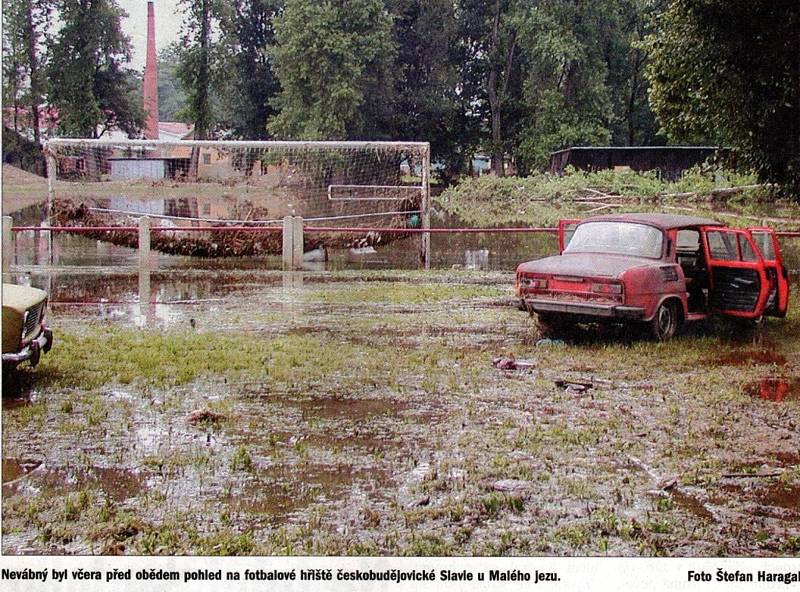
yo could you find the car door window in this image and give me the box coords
[751,231,777,261]
[706,230,738,260]
[738,234,758,262]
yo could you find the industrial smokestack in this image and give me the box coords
[143,1,159,139]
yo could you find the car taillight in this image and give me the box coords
[591,282,622,295]
[521,277,548,289]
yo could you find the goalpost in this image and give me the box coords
[43,139,432,267]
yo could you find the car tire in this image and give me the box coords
[649,300,680,341]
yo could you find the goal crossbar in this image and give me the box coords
[46,138,430,151]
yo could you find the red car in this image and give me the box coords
[515,213,789,340]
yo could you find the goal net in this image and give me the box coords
[44,139,430,258]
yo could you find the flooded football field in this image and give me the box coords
[2,236,800,556]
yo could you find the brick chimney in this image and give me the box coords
[143,1,159,139]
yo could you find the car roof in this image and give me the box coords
[582,212,724,230]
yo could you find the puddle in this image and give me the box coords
[671,490,716,522]
[303,432,395,452]
[2,462,147,502]
[718,481,800,512]
[1,396,35,410]
[221,464,388,522]
[744,378,800,402]
[9,200,560,272]
[297,396,406,421]
[715,350,787,366]
[2,459,42,483]
[773,451,800,466]
[757,483,800,509]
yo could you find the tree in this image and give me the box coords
[513,1,616,172]
[176,0,217,141]
[391,0,472,181]
[214,0,282,140]
[645,0,800,189]
[457,0,526,176]
[2,0,53,144]
[157,44,188,122]
[268,0,396,140]
[2,1,27,134]
[47,0,143,138]
[604,0,663,146]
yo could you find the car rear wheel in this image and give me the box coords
[649,300,680,341]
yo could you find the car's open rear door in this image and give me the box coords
[749,227,789,317]
[558,219,580,253]
[702,227,770,318]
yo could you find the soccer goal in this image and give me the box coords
[43,139,431,265]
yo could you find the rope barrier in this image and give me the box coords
[303,226,556,234]
[10,225,800,236]
[11,225,556,234]
[11,225,282,233]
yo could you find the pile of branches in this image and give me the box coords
[52,198,413,257]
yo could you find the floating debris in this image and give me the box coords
[53,197,415,257]
[492,479,532,493]
[492,357,535,370]
[187,408,225,424]
[554,379,593,393]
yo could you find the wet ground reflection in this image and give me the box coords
[744,377,800,402]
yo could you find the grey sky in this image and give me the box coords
[118,0,183,71]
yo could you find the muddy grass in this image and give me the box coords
[2,270,799,556]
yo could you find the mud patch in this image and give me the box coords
[297,396,407,420]
[744,377,800,402]
[220,464,389,522]
[671,490,717,522]
[757,483,800,510]
[2,459,42,483]
[715,350,787,366]
[716,480,800,515]
[2,463,147,503]
[774,451,800,466]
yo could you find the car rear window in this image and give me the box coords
[564,222,664,259]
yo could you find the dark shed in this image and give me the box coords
[549,146,731,180]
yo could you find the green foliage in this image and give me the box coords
[157,0,665,172]
[176,0,217,139]
[436,167,762,226]
[451,0,663,175]
[2,0,26,128]
[513,0,664,172]
[2,0,52,144]
[268,0,396,140]
[391,0,469,181]
[2,125,45,175]
[214,0,282,140]
[645,0,800,190]
[514,1,614,170]
[47,0,143,138]
[230,445,253,472]
[157,45,188,122]
[456,0,526,176]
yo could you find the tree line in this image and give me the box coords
[3,0,798,188]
